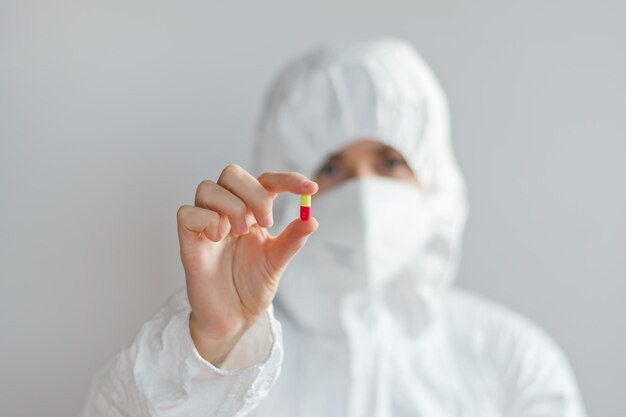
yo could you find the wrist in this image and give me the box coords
[189,313,249,367]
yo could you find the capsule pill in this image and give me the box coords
[300,194,311,221]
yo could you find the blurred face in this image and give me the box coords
[314,139,419,193]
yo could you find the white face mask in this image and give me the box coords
[275,177,434,334]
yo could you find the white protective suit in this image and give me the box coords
[80,38,587,417]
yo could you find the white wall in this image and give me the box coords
[1,1,624,416]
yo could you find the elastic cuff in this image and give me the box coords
[185,304,282,375]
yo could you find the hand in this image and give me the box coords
[176,164,318,365]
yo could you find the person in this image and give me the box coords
[80,38,587,417]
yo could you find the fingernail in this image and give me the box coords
[261,214,273,228]
[305,180,318,193]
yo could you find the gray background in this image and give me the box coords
[1,1,624,416]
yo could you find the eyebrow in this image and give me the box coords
[377,144,399,155]
[324,151,343,163]
[323,144,401,164]
[376,145,404,159]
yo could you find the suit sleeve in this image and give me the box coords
[496,315,587,417]
[79,289,283,417]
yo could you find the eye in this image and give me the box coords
[381,156,406,170]
[318,163,341,177]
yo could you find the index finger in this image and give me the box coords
[257,172,319,196]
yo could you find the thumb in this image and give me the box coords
[266,217,318,274]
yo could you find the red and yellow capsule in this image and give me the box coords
[300,194,311,221]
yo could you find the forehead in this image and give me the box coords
[324,139,402,162]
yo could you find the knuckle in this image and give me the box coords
[196,179,214,194]
[177,205,192,223]
[196,181,219,207]
[222,163,243,178]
